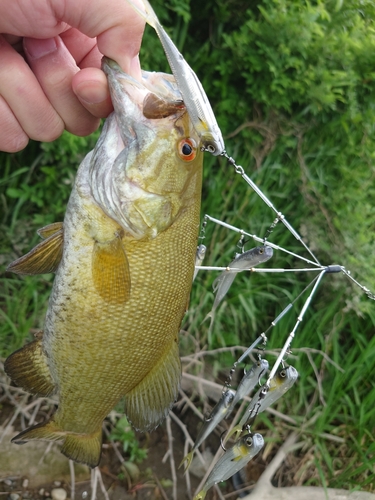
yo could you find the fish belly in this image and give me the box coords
[44,171,201,437]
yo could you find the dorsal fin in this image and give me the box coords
[143,93,185,119]
[125,338,181,431]
[37,222,64,239]
[7,228,64,275]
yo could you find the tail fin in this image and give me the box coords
[180,450,194,473]
[202,311,214,326]
[12,417,102,468]
[202,311,215,344]
[225,424,243,443]
[193,490,207,500]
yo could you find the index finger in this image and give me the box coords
[51,0,145,75]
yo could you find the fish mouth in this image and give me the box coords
[252,433,265,448]
[264,245,274,258]
[286,366,299,380]
[101,56,147,115]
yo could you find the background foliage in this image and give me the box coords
[1,0,374,493]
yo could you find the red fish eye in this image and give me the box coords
[178,138,196,161]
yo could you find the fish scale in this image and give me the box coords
[5,59,204,468]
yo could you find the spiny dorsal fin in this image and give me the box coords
[125,338,181,431]
[4,337,55,397]
[37,222,63,239]
[92,235,131,304]
[7,228,64,275]
[143,93,185,119]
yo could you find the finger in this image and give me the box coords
[24,36,101,136]
[72,67,113,119]
[0,35,64,144]
[0,95,29,153]
[51,0,145,79]
[59,28,100,67]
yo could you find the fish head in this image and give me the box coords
[263,245,273,259]
[257,245,273,262]
[270,365,299,391]
[237,432,264,457]
[223,388,236,407]
[88,58,204,239]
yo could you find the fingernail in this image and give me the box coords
[24,37,57,59]
[75,81,109,105]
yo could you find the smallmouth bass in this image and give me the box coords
[5,58,204,468]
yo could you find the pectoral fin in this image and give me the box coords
[7,228,63,275]
[92,236,131,304]
[125,339,181,431]
[37,222,63,239]
[4,337,55,397]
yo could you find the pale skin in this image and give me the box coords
[0,0,145,153]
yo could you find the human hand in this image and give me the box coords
[0,0,145,152]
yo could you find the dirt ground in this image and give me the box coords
[0,392,262,500]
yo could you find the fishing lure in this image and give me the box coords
[180,388,235,471]
[193,433,264,500]
[225,358,269,419]
[203,245,273,331]
[227,365,299,442]
[126,0,224,154]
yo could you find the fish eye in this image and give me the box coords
[178,138,197,162]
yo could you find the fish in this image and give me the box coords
[126,0,224,155]
[224,358,269,418]
[4,57,204,468]
[180,388,235,471]
[193,432,264,500]
[193,244,207,281]
[227,365,299,441]
[203,245,274,331]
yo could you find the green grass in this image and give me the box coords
[1,104,374,496]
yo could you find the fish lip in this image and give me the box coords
[264,245,274,257]
[286,366,299,379]
[252,433,265,447]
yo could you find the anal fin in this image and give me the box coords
[11,416,102,468]
[7,228,64,275]
[125,339,181,431]
[92,235,131,304]
[4,337,55,397]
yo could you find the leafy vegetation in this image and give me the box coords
[110,416,148,463]
[1,0,374,493]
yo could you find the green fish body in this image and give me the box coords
[5,58,204,468]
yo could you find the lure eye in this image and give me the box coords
[280,369,286,378]
[259,248,264,254]
[245,436,253,446]
[178,138,197,162]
